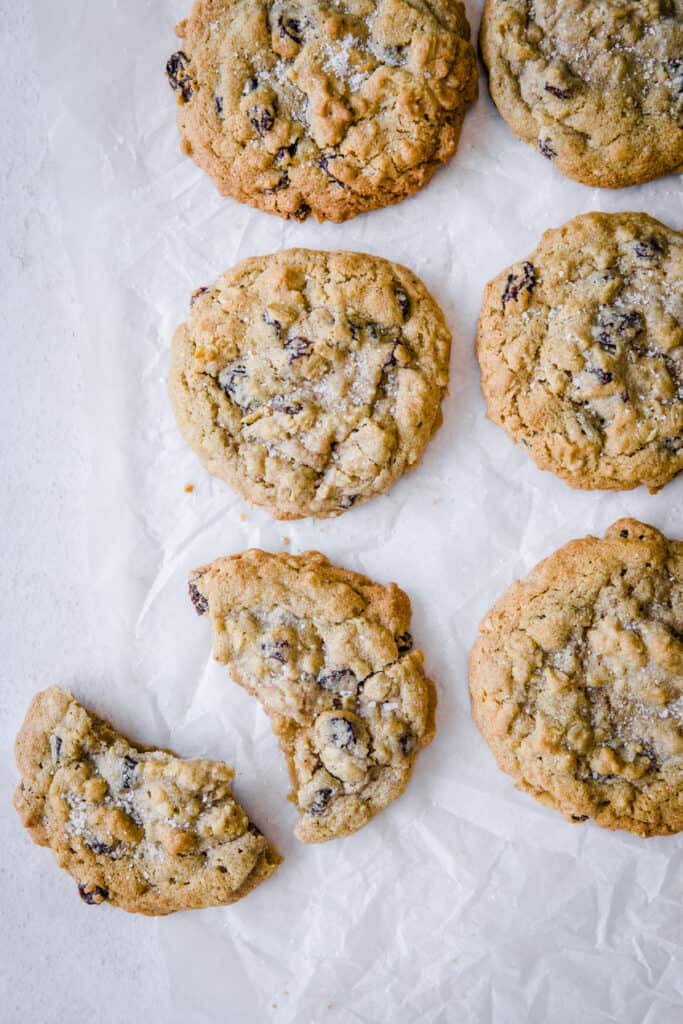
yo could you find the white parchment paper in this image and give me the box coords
[31,1,683,1019]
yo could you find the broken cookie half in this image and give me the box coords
[190,550,437,842]
[14,687,280,914]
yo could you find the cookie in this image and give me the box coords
[476,212,683,493]
[14,687,281,914]
[480,0,683,188]
[166,0,477,222]
[169,248,451,519]
[190,550,437,842]
[470,519,683,837]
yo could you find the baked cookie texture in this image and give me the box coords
[190,550,437,842]
[166,0,477,222]
[14,687,280,914]
[480,0,683,188]
[477,212,683,493]
[470,520,683,838]
[169,248,452,519]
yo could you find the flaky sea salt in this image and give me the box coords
[322,35,369,93]
[65,792,89,837]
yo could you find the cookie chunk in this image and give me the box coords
[14,687,281,914]
[169,248,451,519]
[166,0,477,221]
[477,212,683,493]
[480,0,683,188]
[190,550,437,842]
[470,520,683,837]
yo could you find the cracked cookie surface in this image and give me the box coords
[14,687,280,914]
[470,520,683,837]
[166,0,477,221]
[477,212,683,493]
[480,0,683,188]
[190,549,437,842]
[169,248,451,519]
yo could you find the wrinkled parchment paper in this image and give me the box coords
[34,1,683,1019]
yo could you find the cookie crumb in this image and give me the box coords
[184,484,194,493]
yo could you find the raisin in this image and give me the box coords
[571,814,589,822]
[668,625,683,644]
[289,203,311,221]
[634,237,664,260]
[188,581,208,616]
[275,141,298,162]
[87,839,116,856]
[399,733,415,755]
[544,84,570,99]
[190,286,209,307]
[285,336,312,362]
[308,787,333,816]
[51,735,63,762]
[665,355,683,392]
[263,311,282,337]
[243,76,259,95]
[278,15,303,43]
[338,495,358,510]
[218,364,249,406]
[316,155,345,187]
[261,639,289,663]
[667,59,683,96]
[382,44,406,67]
[121,755,138,790]
[589,368,613,385]
[249,105,276,136]
[539,138,556,159]
[664,436,683,452]
[595,309,643,353]
[502,262,536,308]
[166,52,195,103]
[78,883,109,905]
[620,529,629,538]
[395,288,411,321]
[383,343,398,369]
[326,717,356,750]
[271,396,302,415]
[318,668,356,691]
[264,171,290,194]
[396,632,413,653]
[621,391,629,402]
[596,336,616,355]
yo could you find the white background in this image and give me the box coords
[1,2,682,1021]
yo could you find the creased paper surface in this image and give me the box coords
[34,1,683,1020]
